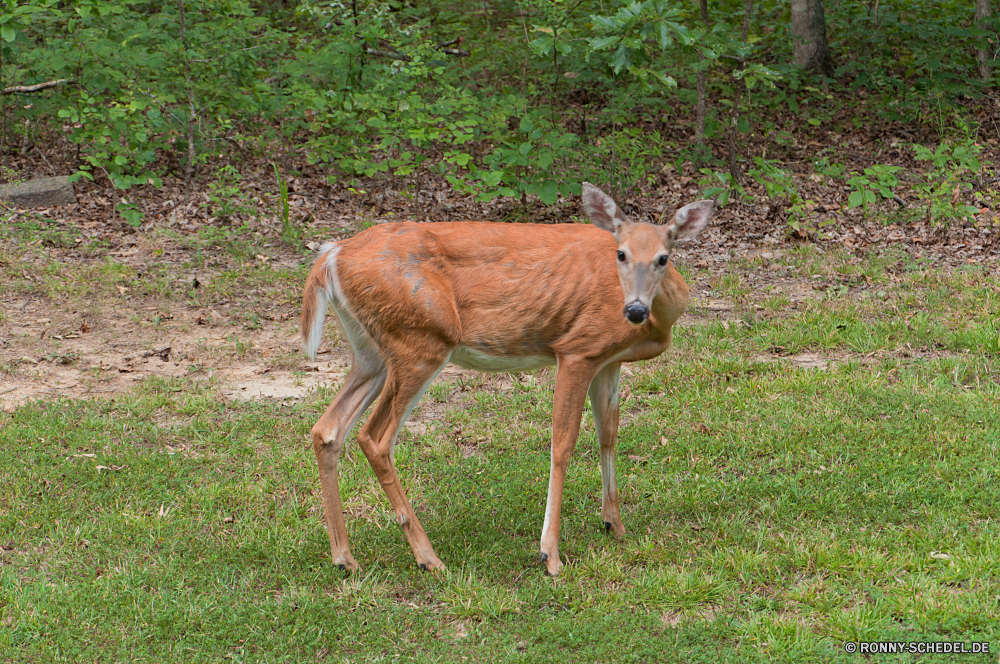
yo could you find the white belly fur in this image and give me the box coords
[450,345,555,372]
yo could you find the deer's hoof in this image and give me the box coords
[332,554,360,573]
[416,556,446,572]
[540,552,562,576]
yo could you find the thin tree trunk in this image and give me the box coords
[552,26,561,125]
[727,0,753,186]
[694,0,710,160]
[976,0,993,83]
[791,0,835,77]
[415,160,422,221]
[0,45,5,153]
[20,118,30,154]
[179,0,197,203]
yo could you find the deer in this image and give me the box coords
[301,183,713,576]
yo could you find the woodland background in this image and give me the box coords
[0,0,998,240]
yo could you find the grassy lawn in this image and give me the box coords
[2,242,999,662]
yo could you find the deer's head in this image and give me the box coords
[583,182,713,325]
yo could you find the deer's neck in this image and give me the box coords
[650,267,690,333]
[612,269,689,364]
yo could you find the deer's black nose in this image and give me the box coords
[624,301,648,325]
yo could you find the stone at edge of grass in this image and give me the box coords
[0,176,76,208]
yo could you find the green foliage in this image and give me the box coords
[913,139,982,174]
[698,168,736,207]
[846,165,902,216]
[585,0,697,89]
[813,155,847,181]
[747,157,798,205]
[0,0,995,222]
[61,91,165,192]
[272,163,302,244]
[525,0,580,62]
[580,126,669,194]
[913,139,983,225]
[830,0,995,122]
[0,0,58,44]
[309,81,494,181]
[466,109,580,206]
[745,157,818,233]
[296,6,513,199]
[203,165,253,226]
[0,163,22,187]
[3,0,272,224]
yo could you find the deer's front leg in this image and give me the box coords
[588,362,626,537]
[540,358,596,576]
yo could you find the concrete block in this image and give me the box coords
[0,176,76,207]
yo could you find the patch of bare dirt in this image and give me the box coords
[0,294,346,411]
[0,291,504,412]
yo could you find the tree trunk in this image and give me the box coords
[727,0,754,187]
[976,0,993,84]
[179,0,197,203]
[694,0,710,156]
[791,0,835,77]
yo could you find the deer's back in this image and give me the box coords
[335,221,687,363]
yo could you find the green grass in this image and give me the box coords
[3,346,999,662]
[3,232,999,661]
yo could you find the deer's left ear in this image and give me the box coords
[663,199,713,246]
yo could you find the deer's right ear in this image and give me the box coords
[582,182,629,236]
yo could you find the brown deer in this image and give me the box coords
[301,183,713,575]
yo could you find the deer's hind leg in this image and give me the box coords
[356,345,451,571]
[312,329,386,572]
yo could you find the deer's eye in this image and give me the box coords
[658,254,669,266]
[617,250,626,262]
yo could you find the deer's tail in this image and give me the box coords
[301,242,340,360]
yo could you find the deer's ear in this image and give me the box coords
[582,182,630,236]
[663,199,713,246]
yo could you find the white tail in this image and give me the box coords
[302,183,713,576]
